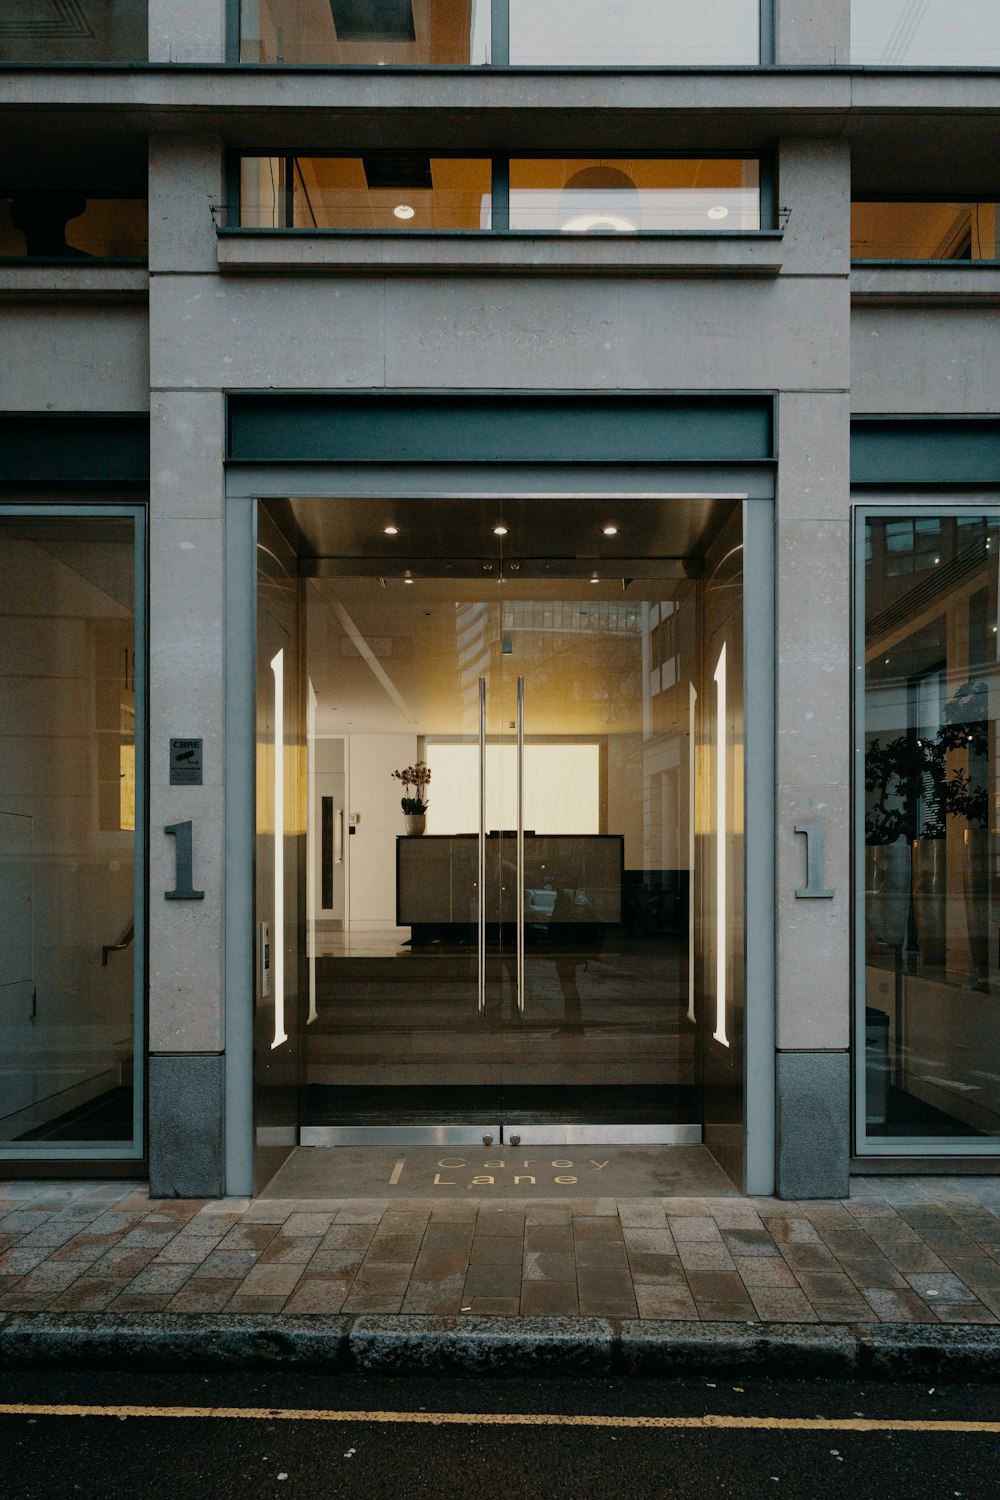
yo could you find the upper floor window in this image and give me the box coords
[507,1,759,67]
[236,155,763,232]
[241,0,490,63]
[852,202,999,262]
[238,0,762,66]
[851,0,1000,67]
[0,1,146,63]
[0,193,148,261]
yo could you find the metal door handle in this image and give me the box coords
[478,676,486,1016]
[516,675,525,1016]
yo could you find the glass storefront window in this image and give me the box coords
[852,202,999,262]
[858,509,1000,1149]
[509,0,760,66]
[240,0,491,64]
[237,156,762,233]
[0,195,148,262]
[240,156,493,229]
[0,509,145,1159]
[852,1,1000,67]
[0,1,147,63]
[509,159,760,233]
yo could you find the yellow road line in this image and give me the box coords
[1,1405,999,1434]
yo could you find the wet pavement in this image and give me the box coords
[3,1171,1000,1325]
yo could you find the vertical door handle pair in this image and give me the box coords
[477,676,526,1017]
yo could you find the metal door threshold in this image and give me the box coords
[301,1125,502,1147]
[301,1124,702,1147]
[506,1124,702,1146]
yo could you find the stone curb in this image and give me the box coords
[3,1313,1000,1378]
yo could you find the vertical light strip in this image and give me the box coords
[271,649,287,1050]
[713,643,729,1047]
[306,679,317,1025]
[687,681,697,1024]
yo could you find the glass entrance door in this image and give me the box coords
[285,494,742,1145]
[491,569,701,1141]
[301,571,508,1141]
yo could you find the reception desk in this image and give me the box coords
[396,834,624,929]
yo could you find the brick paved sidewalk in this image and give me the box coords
[3,1177,1000,1326]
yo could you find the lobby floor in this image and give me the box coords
[3,1167,1000,1324]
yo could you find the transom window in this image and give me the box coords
[0,194,148,263]
[237,0,763,66]
[236,155,764,233]
[852,201,1000,262]
[851,0,1000,67]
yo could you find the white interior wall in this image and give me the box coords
[347,733,417,927]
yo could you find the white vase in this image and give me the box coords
[403,814,426,837]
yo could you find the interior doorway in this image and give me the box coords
[255,494,746,1162]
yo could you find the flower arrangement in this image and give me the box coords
[391,760,431,816]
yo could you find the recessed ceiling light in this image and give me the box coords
[603,525,618,536]
[493,525,508,537]
[561,213,637,233]
[707,205,729,220]
[590,575,600,584]
[393,204,415,220]
[404,577,414,584]
[383,525,399,536]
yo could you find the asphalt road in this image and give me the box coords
[1,1369,998,1500]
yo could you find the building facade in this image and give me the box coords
[2,0,1000,1200]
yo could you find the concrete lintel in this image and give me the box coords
[215,231,783,277]
[851,266,1000,307]
[0,267,149,304]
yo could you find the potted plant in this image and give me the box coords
[392,760,431,836]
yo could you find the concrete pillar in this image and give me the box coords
[147,136,229,1196]
[773,138,853,1197]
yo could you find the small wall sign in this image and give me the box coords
[169,738,203,786]
[794,820,835,900]
[164,820,205,901]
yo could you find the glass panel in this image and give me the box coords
[301,569,504,1128]
[851,0,1000,66]
[861,512,1000,1142]
[0,196,148,262]
[503,580,703,1125]
[852,203,999,262]
[0,1,146,62]
[284,494,744,1139]
[241,0,491,64]
[0,514,140,1152]
[509,0,759,66]
[508,159,760,233]
[240,156,493,229]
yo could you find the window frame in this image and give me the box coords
[226,0,774,67]
[851,194,1000,267]
[0,499,147,1163]
[227,150,775,235]
[852,495,1000,1158]
[0,190,149,267]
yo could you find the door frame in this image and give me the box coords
[224,483,775,1195]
